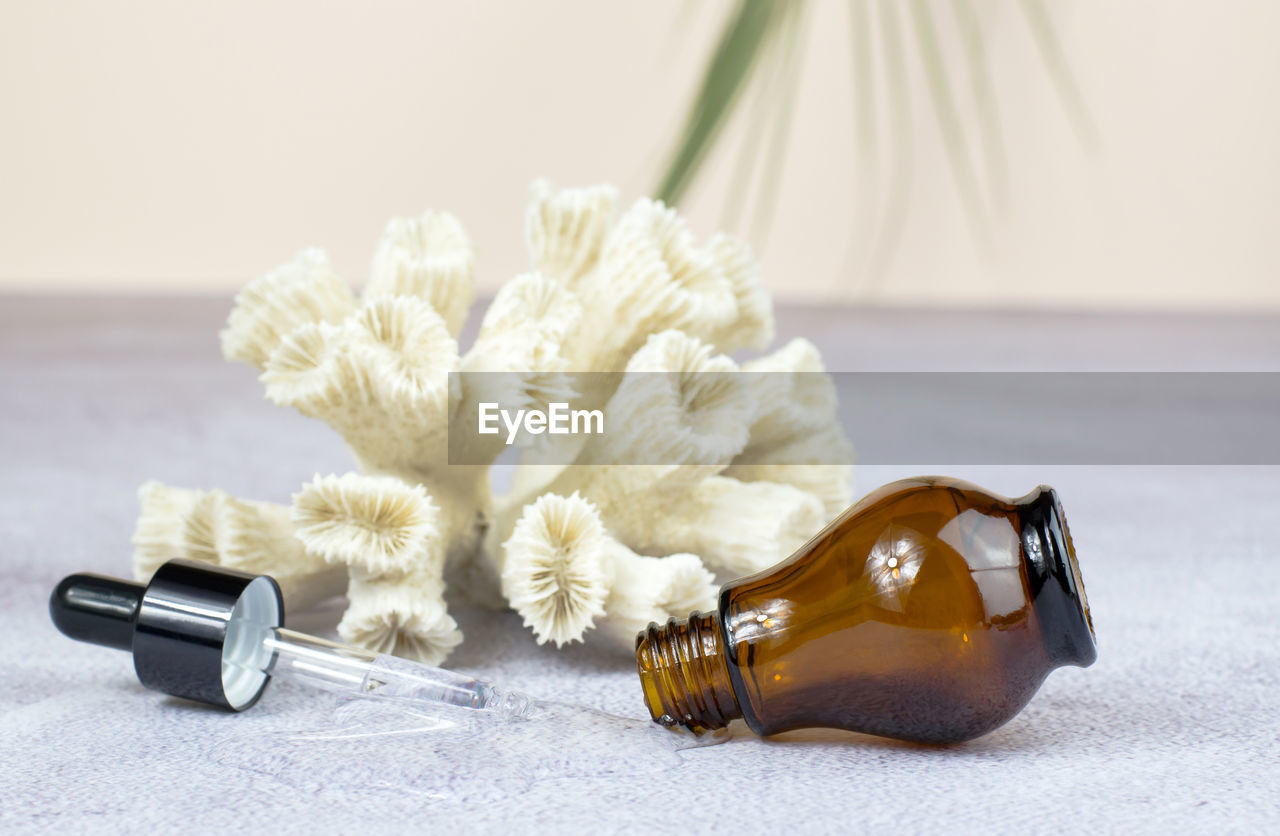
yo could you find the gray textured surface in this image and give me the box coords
[2,297,1278,833]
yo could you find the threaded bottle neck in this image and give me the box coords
[635,611,742,733]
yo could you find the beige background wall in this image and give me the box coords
[1,0,1276,308]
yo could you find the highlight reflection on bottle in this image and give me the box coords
[635,476,1095,744]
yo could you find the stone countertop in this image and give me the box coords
[1,296,1277,832]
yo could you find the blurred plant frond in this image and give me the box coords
[1019,0,1099,150]
[654,0,792,207]
[655,0,1097,286]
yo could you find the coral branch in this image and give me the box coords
[455,272,581,461]
[511,330,754,550]
[132,482,345,612]
[525,180,618,288]
[291,473,443,577]
[474,271,583,351]
[729,337,855,518]
[501,492,718,649]
[598,329,751,466]
[725,394,855,522]
[594,549,717,648]
[340,569,462,665]
[568,198,738,371]
[221,249,355,370]
[706,233,775,352]
[291,472,463,663]
[367,211,475,336]
[501,493,611,646]
[642,475,825,577]
[739,337,841,453]
[723,460,853,520]
[261,296,458,476]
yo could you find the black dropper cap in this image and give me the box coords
[50,559,284,711]
[50,572,143,652]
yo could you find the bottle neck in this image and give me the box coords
[635,612,742,733]
[1016,486,1096,668]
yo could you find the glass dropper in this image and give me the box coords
[241,623,531,718]
[50,558,532,719]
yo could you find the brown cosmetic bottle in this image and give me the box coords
[635,477,1096,744]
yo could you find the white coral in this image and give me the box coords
[642,476,826,577]
[291,473,442,577]
[340,570,462,664]
[220,249,354,369]
[132,482,345,612]
[728,337,854,519]
[594,551,717,648]
[706,233,774,352]
[501,492,612,646]
[134,180,853,662]
[501,492,717,648]
[367,211,475,336]
[525,179,618,287]
[566,198,739,371]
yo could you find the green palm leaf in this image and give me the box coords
[655,0,1096,282]
[655,0,791,207]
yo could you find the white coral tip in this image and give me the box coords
[725,461,854,520]
[462,273,582,435]
[604,199,737,331]
[501,492,611,646]
[601,330,752,467]
[367,211,475,335]
[348,295,458,413]
[650,552,719,616]
[707,233,774,352]
[674,476,827,577]
[477,271,582,348]
[740,338,842,452]
[594,550,717,648]
[565,198,737,367]
[525,179,618,286]
[221,249,354,369]
[132,481,202,580]
[339,574,462,665]
[132,483,317,582]
[292,473,442,576]
[743,336,825,375]
[260,321,343,411]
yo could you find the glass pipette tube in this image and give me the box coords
[241,623,533,719]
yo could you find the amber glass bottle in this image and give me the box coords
[636,477,1095,744]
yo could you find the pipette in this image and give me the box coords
[49,559,532,718]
